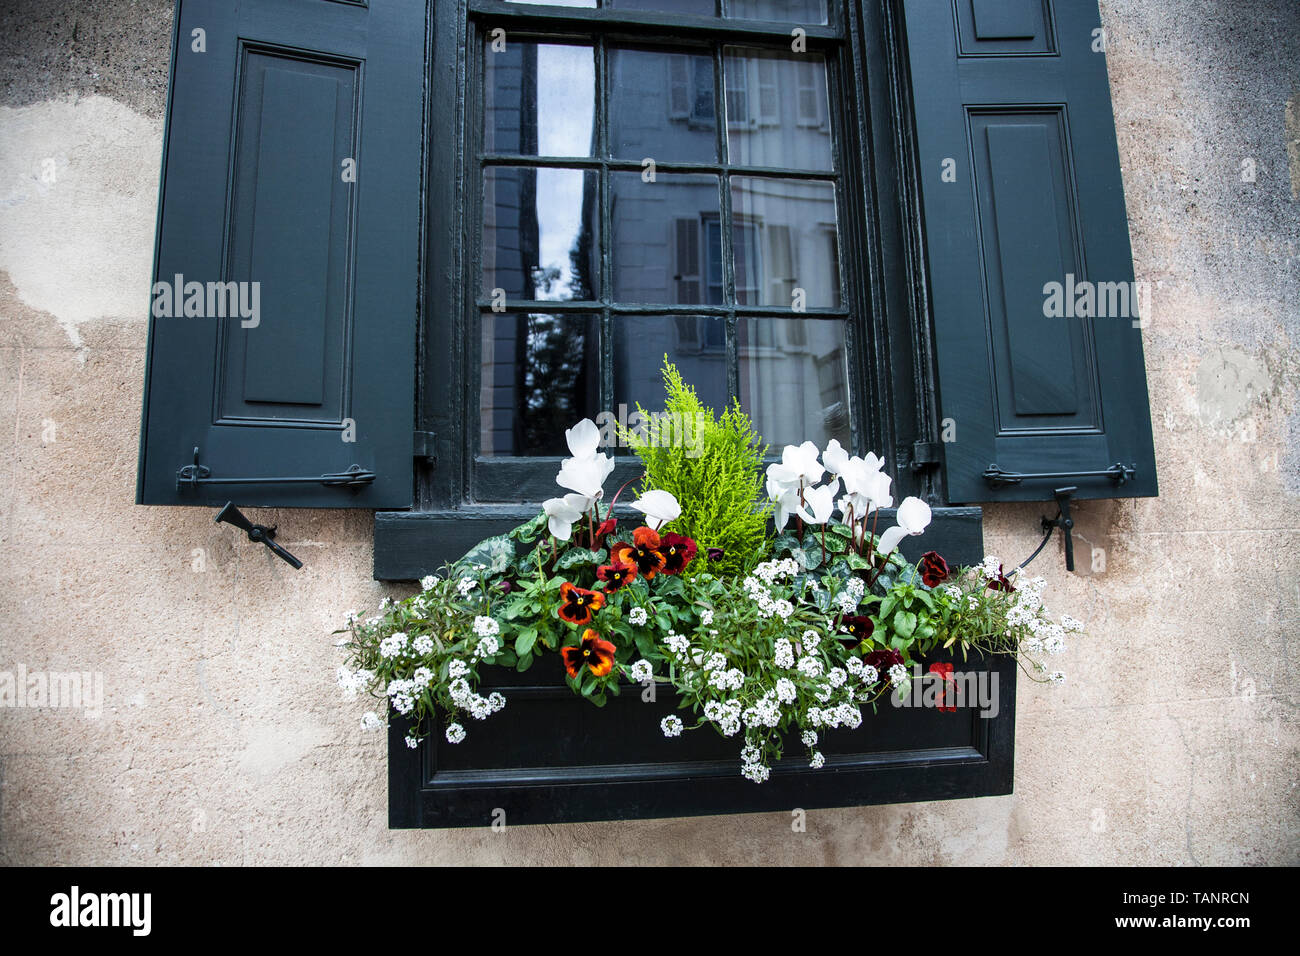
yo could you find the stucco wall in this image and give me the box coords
[0,0,1295,865]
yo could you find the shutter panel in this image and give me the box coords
[904,0,1158,503]
[136,0,424,508]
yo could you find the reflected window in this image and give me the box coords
[611,172,720,304]
[724,49,832,169]
[481,313,601,457]
[738,317,850,449]
[485,42,595,157]
[730,176,840,308]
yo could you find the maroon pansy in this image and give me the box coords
[660,533,698,575]
[918,551,950,588]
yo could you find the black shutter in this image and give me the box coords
[136,0,424,508]
[904,0,1158,503]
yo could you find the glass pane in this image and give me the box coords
[610,49,717,164]
[607,0,718,14]
[738,318,850,449]
[723,50,832,170]
[506,0,597,6]
[613,316,729,432]
[730,176,840,308]
[481,312,601,456]
[482,167,599,301]
[610,172,720,304]
[485,42,595,157]
[726,0,828,24]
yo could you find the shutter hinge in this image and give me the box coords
[414,430,437,465]
[910,440,943,472]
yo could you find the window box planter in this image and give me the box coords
[386,507,1013,829]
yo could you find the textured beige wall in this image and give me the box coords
[0,0,1296,865]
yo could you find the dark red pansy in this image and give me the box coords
[707,547,725,562]
[561,629,617,679]
[557,581,606,626]
[596,561,637,591]
[660,533,698,575]
[863,648,904,681]
[918,551,950,588]
[986,564,1017,593]
[838,615,875,650]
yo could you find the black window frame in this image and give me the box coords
[415,0,942,520]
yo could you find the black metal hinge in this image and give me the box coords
[176,447,375,491]
[910,440,943,472]
[413,430,437,465]
[983,462,1136,489]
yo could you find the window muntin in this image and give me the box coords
[475,4,852,471]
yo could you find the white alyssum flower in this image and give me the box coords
[801,730,818,747]
[628,659,654,683]
[404,733,420,749]
[448,659,470,679]
[809,751,826,769]
[802,629,822,652]
[741,762,771,784]
[1060,614,1084,633]
[412,634,434,655]
[445,722,466,744]
[475,634,501,658]
[420,574,439,591]
[827,667,847,688]
[845,656,864,677]
[627,606,649,626]
[888,663,909,687]
[379,633,409,659]
[741,742,762,765]
[774,637,795,669]
[661,715,684,738]
[360,711,382,732]
[861,664,879,685]
[1048,671,1067,685]
[699,608,714,627]
[665,632,691,659]
[797,656,824,678]
[413,666,433,686]
[472,615,500,638]
[487,692,507,713]
[775,678,797,703]
[336,667,364,698]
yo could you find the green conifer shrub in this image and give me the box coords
[625,360,771,577]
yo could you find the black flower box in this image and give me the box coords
[387,506,1014,829]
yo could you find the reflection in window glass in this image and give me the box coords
[723,50,831,170]
[611,172,720,304]
[610,49,717,164]
[506,0,596,6]
[481,313,601,456]
[483,167,599,301]
[738,318,850,449]
[726,0,827,24]
[614,316,729,432]
[606,0,718,15]
[730,177,839,308]
[485,42,595,157]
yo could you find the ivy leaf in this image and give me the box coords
[557,547,601,570]
[508,512,547,544]
[460,534,516,575]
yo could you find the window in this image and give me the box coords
[473,5,854,500]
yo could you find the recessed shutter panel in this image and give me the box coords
[136,0,424,508]
[904,0,1158,503]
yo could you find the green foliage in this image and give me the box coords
[625,360,771,577]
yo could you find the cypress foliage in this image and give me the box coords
[626,360,771,577]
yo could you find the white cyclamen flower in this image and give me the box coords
[630,489,681,530]
[542,492,591,542]
[877,496,933,555]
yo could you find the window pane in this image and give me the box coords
[481,312,601,456]
[485,42,595,157]
[738,317,850,449]
[611,172,720,304]
[506,0,597,6]
[726,0,827,24]
[613,316,729,428]
[610,49,717,164]
[606,0,718,14]
[723,50,832,170]
[730,176,840,307]
[482,166,599,301]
